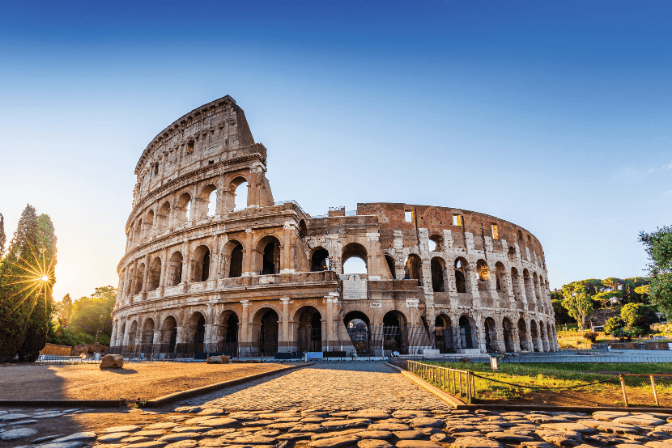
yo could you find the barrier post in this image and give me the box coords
[650,375,660,407]
[619,375,629,407]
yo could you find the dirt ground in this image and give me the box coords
[0,362,287,401]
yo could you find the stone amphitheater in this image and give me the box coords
[109,95,558,357]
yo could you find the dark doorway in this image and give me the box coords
[345,311,370,355]
[297,307,322,352]
[311,249,329,271]
[383,311,407,354]
[262,241,279,275]
[220,311,239,354]
[259,310,279,355]
[229,244,243,277]
[193,314,206,352]
[459,316,473,349]
[435,315,454,353]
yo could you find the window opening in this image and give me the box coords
[428,239,437,252]
[229,243,243,278]
[311,249,330,271]
[187,141,194,153]
[207,190,217,217]
[453,214,462,226]
[405,211,413,222]
[491,224,499,239]
[343,256,367,274]
[234,181,248,210]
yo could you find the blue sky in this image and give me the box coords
[1,0,671,300]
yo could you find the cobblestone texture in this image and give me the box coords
[186,362,451,411]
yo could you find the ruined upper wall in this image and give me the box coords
[356,202,545,261]
[132,96,264,207]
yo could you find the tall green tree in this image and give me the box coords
[0,213,6,257]
[70,286,117,341]
[620,302,658,335]
[562,282,594,330]
[56,294,73,328]
[17,214,57,361]
[0,205,39,362]
[551,289,572,325]
[639,226,672,319]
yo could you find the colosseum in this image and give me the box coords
[109,95,559,358]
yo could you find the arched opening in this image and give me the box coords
[296,307,322,353]
[258,236,281,275]
[201,184,217,218]
[495,262,505,293]
[299,220,307,238]
[530,320,540,352]
[523,269,535,309]
[167,251,183,286]
[511,267,523,303]
[128,321,138,349]
[191,245,211,282]
[383,311,408,354]
[539,320,548,352]
[311,248,330,272]
[219,311,239,355]
[141,319,155,352]
[134,263,145,295]
[342,243,368,275]
[508,246,517,263]
[459,316,474,349]
[144,210,154,239]
[157,202,171,232]
[233,178,248,211]
[404,254,422,284]
[175,193,191,225]
[502,318,514,353]
[385,255,396,278]
[455,258,468,293]
[518,229,523,242]
[118,322,126,347]
[435,314,453,353]
[125,267,135,297]
[429,234,443,252]
[134,220,143,244]
[484,317,498,353]
[518,318,529,351]
[148,257,161,291]
[228,242,244,278]
[431,257,446,292]
[161,316,178,353]
[254,309,279,356]
[344,311,371,355]
[184,312,206,353]
[477,260,490,291]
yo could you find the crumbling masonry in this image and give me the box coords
[110,96,558,357]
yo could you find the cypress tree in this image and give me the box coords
[17,214,57,362]
[0,205,39,362]
[0,213,6,257]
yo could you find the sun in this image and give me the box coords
[40,275,50,282]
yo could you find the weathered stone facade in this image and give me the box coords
[110,95,558,357]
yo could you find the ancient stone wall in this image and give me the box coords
[110,97,558,358]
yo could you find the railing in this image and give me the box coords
[404,359,476,403]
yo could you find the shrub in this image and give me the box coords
[621,303,658,334]
[604,316,625,335]
[583,331,598,343]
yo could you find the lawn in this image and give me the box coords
[423,361,672,407]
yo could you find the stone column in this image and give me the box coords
[242,229,254,276]
[240,300,250,355]
[280,298,290,352]
[281,222,294,274]
[467,266,480,299]
[110,322,118,348]
[159,251,168,290]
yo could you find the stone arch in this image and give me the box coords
[128,320,139,348]
[523,269,535,310]
[141,318,155,348]
[156,201,171,232]
[344,311,371,355]
[511,267,524,305]
[252,307,279,356]
[384,255,396,279]
[126,266,135,297]
[530,320,540,352]
[227,176,249,212]
[454,257,469,293]
[477,259,490,291]
[484,316,498,353]
[508,246,517,263]
[183,311,207,351]
[133,219,143,244]
[191,244,211,282]
[218,310,239,354]
[431,257,446,292]
[294,306,322,353]
[117,321,126,347]
[199,183,218,219]
[459,315,475,349]
[435,314,453,353]
[518,318,529,351]
[502,317,515,353]
[167,251,183,286]
[495,262,506,292]
[310,247,330,272]
[342,243,368,274]
[428,234,444,252]
[539,319,549,352]
[160,315,178,353]
[404,254,422,284]
[383,310,408,354]
[175,192,191,225]
[147,256,162,291]
[144,210,155,239]
[134,263,145,295]
[256,235,281,275]
[222,239,244,278]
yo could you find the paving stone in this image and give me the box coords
[32,434,63,444]
[165,441,199,448]
[648,432,672,440]
[597,423,642,435]
[356,430,392,440]
[229,413,260,421]
[101,425,142,434]
[244,420,275,427]
[392,411,431,419]
[98,432,132,443]
[536,429,585,447]
[0,428,38,441]
[0,414,31,422]
[309,434,361,448]
[204,428,238,437]
[451,436,503,448]
[198,409,226,416]
[519,442,555,448]
[226,434,278,444]
[392,430,424,440]
[321,419,371,431]
[541,423,596,434]
[290,424,325,433]
[429,432,452,443]
[368,423,410,431]
[616,445,645,448]
[38,442,85,448]
[615,417,668,427]
[136,430,169,437]
[122,437,153,444]
[9,419,38,425]
[160,432,205,442]
[125,441,168,448]
[312,429,366,441]
[592,412,631,421]
[172,426,213,434]
[646,442,672,448]
[51,432,98,443]
[196,417,238,428]
[408,418,443,428]
[357,440,392,448]
[395,441,442,448]
[486,431,537,443]
[527,415,571,424]
[348,410,390,420]
[147,422,181,430]
[276,432,315,441]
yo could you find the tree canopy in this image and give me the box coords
[561,282,593,330]
[639,225,672,320]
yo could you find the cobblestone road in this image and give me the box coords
[186,362,451,411]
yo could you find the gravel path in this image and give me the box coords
[186,362,451,411]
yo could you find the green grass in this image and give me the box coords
[418,362,672,401]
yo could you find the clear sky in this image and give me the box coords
[1,0,671,301]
